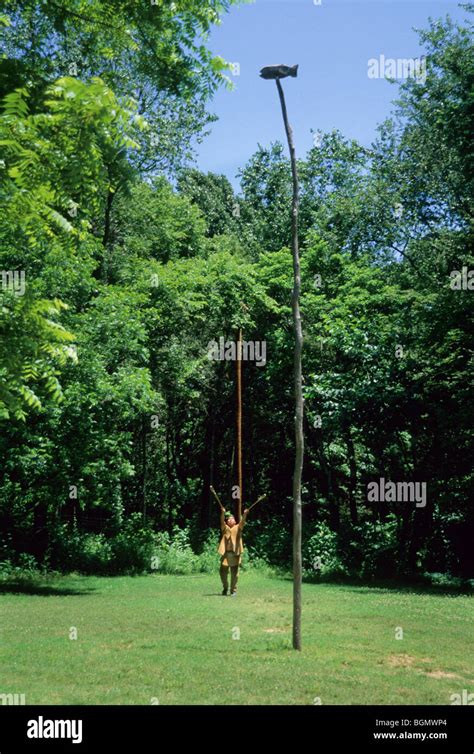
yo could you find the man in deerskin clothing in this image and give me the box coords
[217,505,249,596]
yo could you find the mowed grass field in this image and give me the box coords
[0,571,472,705]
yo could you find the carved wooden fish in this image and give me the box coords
[259,64,299,80]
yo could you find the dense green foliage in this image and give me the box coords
[0,3,472,580]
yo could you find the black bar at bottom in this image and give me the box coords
[0,705,472,752]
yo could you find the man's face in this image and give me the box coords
[227,516,236,528]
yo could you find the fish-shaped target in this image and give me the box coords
[259,64,299,80]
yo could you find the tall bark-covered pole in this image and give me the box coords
[236,328,243,522]
[276,77,304,651]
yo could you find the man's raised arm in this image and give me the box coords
[239,509,249,530]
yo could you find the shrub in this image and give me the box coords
[243,516,291,567]
[342,515,399,579]
[151,526,199,574]
[242,550,275,575]
[111,513,155,573]
[303,522,347,579]
[150,526,277,576]
[0,553,59,590]
[195,535,220,573]
[49,525,113,574]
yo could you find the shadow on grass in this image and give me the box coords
[0,579,98,596]
[271,571,473,597]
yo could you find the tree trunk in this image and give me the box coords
[345,424,358,525]
[166,421,172,534]
[102,188,113,248]
[199,401,215,530]
[142,416,147,524]
[276,78,304,651]
[316,438,340,531]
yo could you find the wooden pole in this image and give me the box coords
[276,77,304,651]
[236,328,243,522]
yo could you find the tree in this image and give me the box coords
[177,169,237,237]
[0,290,76,420]
[238,143,292,255]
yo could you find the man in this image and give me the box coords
[217,505,249,596]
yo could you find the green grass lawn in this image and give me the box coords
[0,571,472,705]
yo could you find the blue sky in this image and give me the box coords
[195,0,467,188]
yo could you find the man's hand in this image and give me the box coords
[243,509,249,516]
